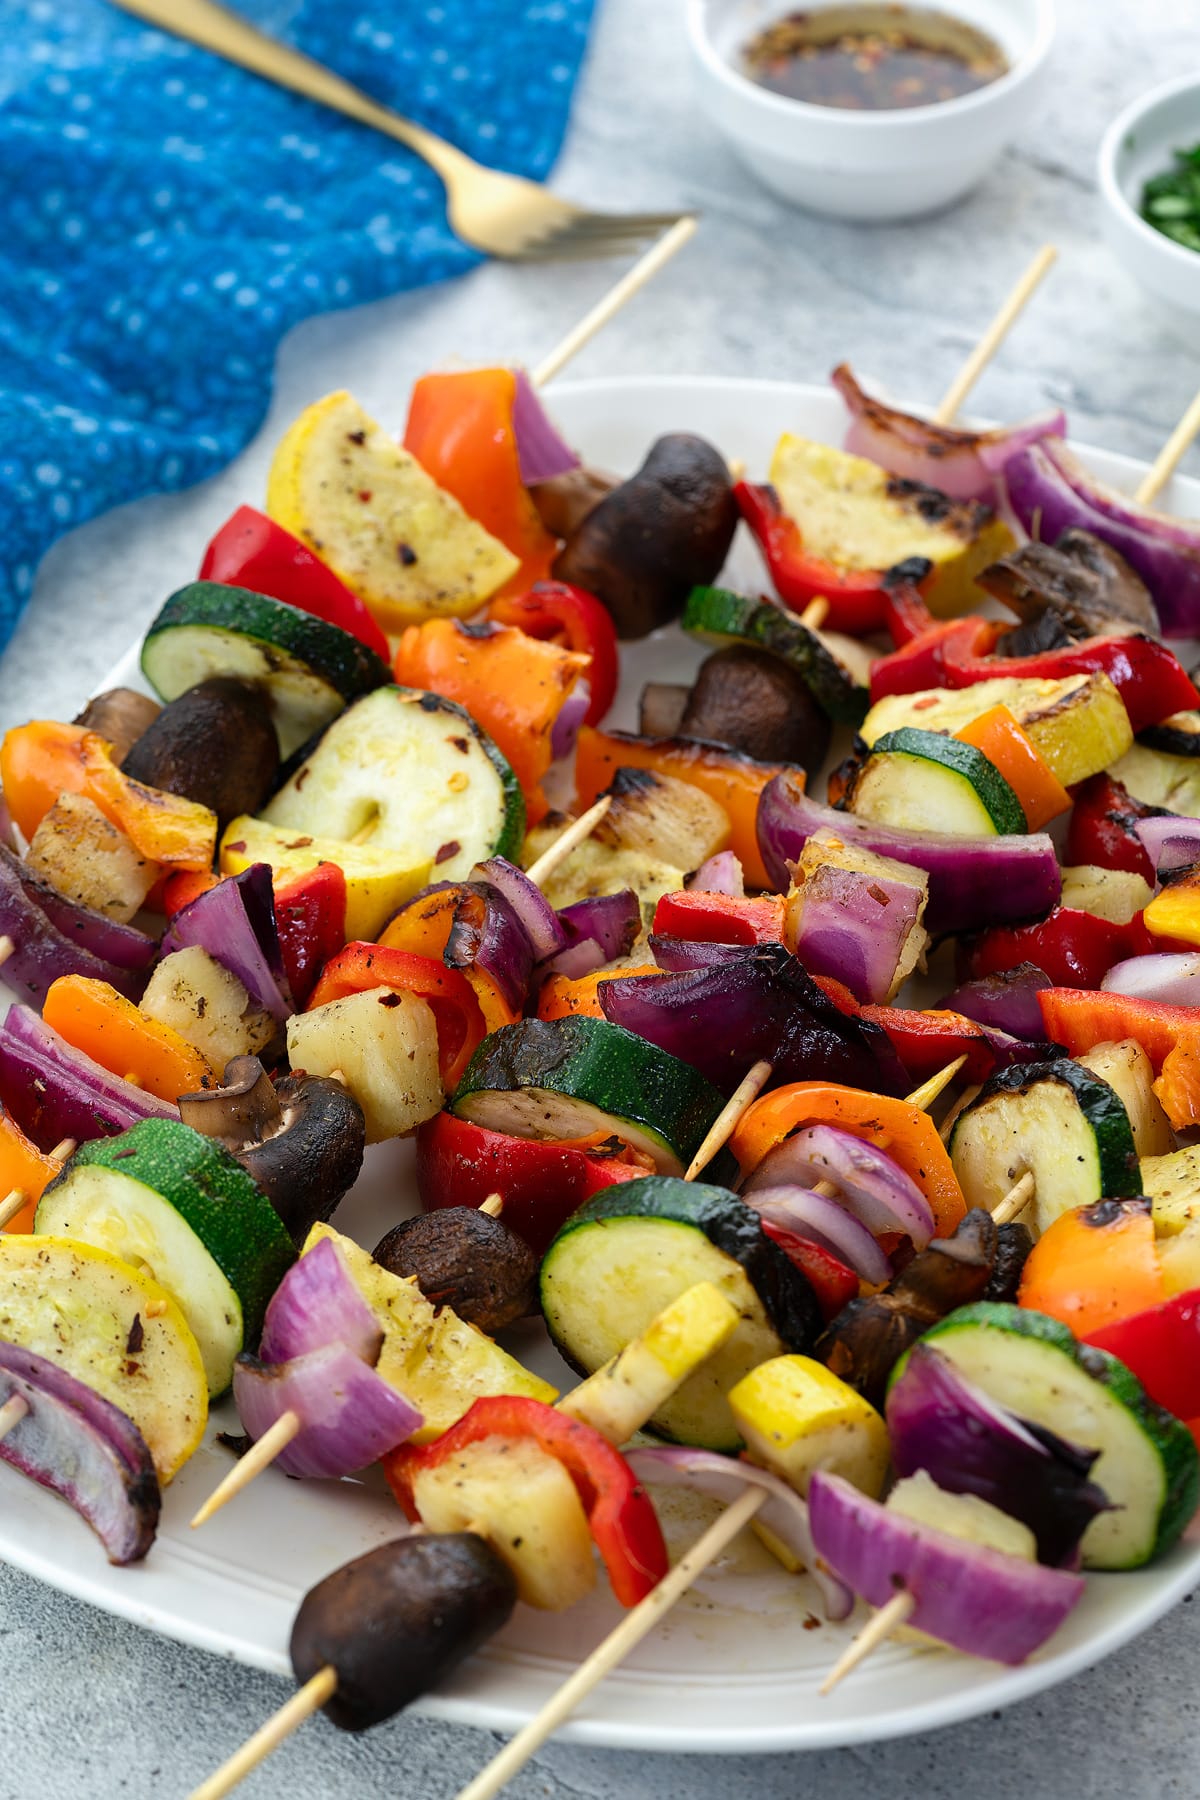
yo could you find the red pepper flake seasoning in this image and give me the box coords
[741,5,1006,112]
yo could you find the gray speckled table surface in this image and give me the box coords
[4,0,1200,1794]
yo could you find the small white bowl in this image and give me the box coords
[1099,75,1200,327]
[687,0,1055,222]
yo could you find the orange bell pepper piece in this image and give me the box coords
[403,368,558,593]
[954,705,1071,831]
[0,1110,60,1235]
[1037,987,1200,1131]
[730,1081,966,1237]
[537,963,661,1022]
[575,726,786,892]
[393,619,589,828]
[42,975,215,1100]
[380,885,520,1034]
[1,722,217,871]
[1018,1198,1165,1338]
[162,869,220,916]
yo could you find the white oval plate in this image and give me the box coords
[2,376,1199,1755]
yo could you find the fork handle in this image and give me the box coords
[110,0,471,181]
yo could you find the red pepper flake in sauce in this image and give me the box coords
[741,5,1006,112]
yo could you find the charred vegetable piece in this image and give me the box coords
[0,844,154,1007]
[73,688,163,764]
[554,434,737,638]
[373,1207,538,1334]
[981,1222,1034,1302]
[815,1208,998,1407]
[0,1338,160,1565]
[25,793,157,925]
[178,1058,366,1248]
[290,1533,518,1731]
[679,646,831,772]
[639,682,690,739]
[121,678,280,829]
[979,530,1159,639]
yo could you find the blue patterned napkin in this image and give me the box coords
[0,0,596,648]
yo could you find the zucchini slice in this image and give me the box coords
[141,583,389,758]
[263,685,524,885]
[911,1302,1200,1568]
[450,1017,723,1178]
[847,726,1027,836]
[1138,710,1200,759]
[541,1178,823,1451]
[950,1059,1140,1235]
[682,586,868,726]
[36,1119,295,1396]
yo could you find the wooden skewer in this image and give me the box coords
[799,598,829,631]
[189,1412,301,1529]
[1135,379,1200,506]
[900,1055,968,1115]
[524,795,612,889]
[531,217,698,389]
[188,1666,338,1800]
[991,1168,1036,1227]
[932,244,1058,425]
[478,1192,504,1218]
[0,1189,28,1231]
[0,935,14,969]
[0,1393,29,1442]
[48,1137,76,1165]
[819,1588,915,1696]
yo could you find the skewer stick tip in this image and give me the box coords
[479,1192,504,1218]
[684,1058,773,1181]
[531,215,699,390]
[187,1665,338,1800]
[933,243,1057,425]
[190,1412,302,1529]
[902,1054,968,1113]
[819,1588,916,1696]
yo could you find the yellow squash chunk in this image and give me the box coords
[1060,865,1153,925]
[221,814,430,943]
[0,1235,207,1482]
[304,1225,557,1440]
[728,1354,889,1498]
[768,433,1014,618]
[1111,743,1200,818]
[558,1281,740,1445]
[1142,1146,1200,1236]
[266,390,519,631]
[1158,1220,1200,1297]
[862,670,1133,789]
[409,1434,596,1611]
[287,988,443,1144]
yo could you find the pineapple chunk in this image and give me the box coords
[141,946,276,1068]
[594,768,730,871]
[25,792,157,923]
[522,826,685,921]
[886,1470,1036,1559]
[786,831,929,1003]
[304,1224,557,1439]
[768,433,1014,618]
[409,1434,597,1611]
[559,1281,740,1445]
[286,987,442,1143]
[1157,1220,1200,1297]
[1142,1145,1200,1235]
[728,1355,890,1498]
[1060,865,1153,925]
[221,814,430,942]
[1078,1040,1174,1158]
[266,390,519,631]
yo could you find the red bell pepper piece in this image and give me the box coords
[961,905,1159,992]
[272,862,347,1007]
[735,480,896,636]
[161,869,219,917]
[487,581,620,727]
[307,943,485,1089]
[879,566,939,647]
[415,1111,647,1254]
[1086,1288,1200,1420]
[1037,986,1200,1131]
[384,1395,669,1608]
[760,1221,859,1322]
[812,975,1025,1087]
[1065,774,1160,883]
[652,890,786,946]
[199,505,391,660]
[870,618,1002,701]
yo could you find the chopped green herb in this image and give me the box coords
[1141,143,1200,254]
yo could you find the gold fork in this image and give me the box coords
[110,0,690,261]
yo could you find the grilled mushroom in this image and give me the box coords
[373,1207,538,1334]
[122,677,280,829]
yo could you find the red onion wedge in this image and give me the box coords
[625,1444,853,1621]
[0,845,152,1006]
[0,1004,174,1149]
[162,863,293,1025]
[445,881,534,1014]
[511,369,580,485]
[550,682,590,763]
[0,1339,159,1564]
[1135,815,1200,874]
[556,890,641,964]
[258,1236,382,1367]
[998,439,1200,639]
[744,1126,935,1248]
[743,1186,892,1285]
[471,858,567,964]
[1102,951,1200,1008]
[650,935,753,972]
[686,852,745,898]
[808,1470,1085,1664]
[788,843,927,1005]
[233,1342,423,1479]
[886,1344,1110,1567]
[757,775,1062,936]
[834,364,1066,504]
[941,965,1053,1041]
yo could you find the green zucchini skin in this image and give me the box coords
[956,1058,1141,1201]
[451,1017,724,1175]
[682,585,868,726]
[867,727,1028,835]
[143,582,391,703]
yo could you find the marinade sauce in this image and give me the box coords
[741,5,1008,112]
